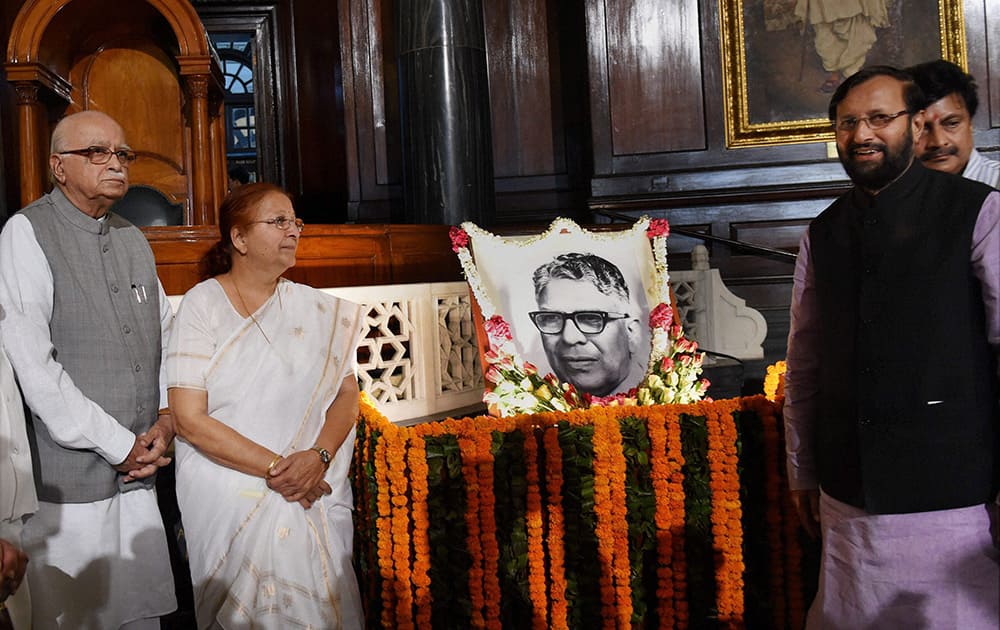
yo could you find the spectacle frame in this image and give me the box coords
[58,146,137,165]
[249,216,305,232]
[834,110,909,133]
[528,310,629,335]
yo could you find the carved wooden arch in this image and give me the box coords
[5,0,224,223]
[7,0,211,63]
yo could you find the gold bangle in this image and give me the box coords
[265,454,283,476]
[157,407,170,416]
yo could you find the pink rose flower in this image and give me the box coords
[449,226,470,252]
[649,303,673,329]
[647,219,670,239]
[484,315,512,341]
[485,365,503,384]
[660,357,675,372]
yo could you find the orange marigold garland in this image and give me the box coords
[523,426,549,629]
[590,417,618,629]
[647,407,677,627]
[458,433,486,627]
[753,397,788,630]
[354,396,807,630]
[407,434,433,629]
[706,401,745,628]
[386,425,415,630]
[543,426,569,629]
[605,416,634,627]
[477,428,503,630]
[664,408,690,628]
[373,430,397,628]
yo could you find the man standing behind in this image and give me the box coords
[908,59,1000,188]
[784,66,999,628]
[0,111,176,628]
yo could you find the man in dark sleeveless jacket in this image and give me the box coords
[0,111,177,628]
[784,66,999,628]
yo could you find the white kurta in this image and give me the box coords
[0,214,176,629]
[964,149,1000,190]
[0,342,37,630]
[167,278,365,629]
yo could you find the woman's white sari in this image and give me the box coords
[167,278,365,629]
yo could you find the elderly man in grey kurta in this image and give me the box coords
[0,111,176,629]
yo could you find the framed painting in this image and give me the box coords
[720,0,968,147]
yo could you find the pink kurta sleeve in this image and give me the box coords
[783,230,821,491]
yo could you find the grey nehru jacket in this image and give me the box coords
[21,188,162,503]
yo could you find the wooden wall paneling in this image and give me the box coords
[147,224,460,296]
[584,0,842,202]
[288,0,352,223]
[605,0,705,155]
[337,0,363,219]
[290,232,387,288]
[585,0,614,175]
[386,224,463,283]
[338,0,402,223]
[145,225,217,295]
[485,0,559,177]
[484,0,593,223]
[587,0,706,172]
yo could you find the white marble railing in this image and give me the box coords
[669,245,767,361]
[321,282,484,424]
[166,249,765,424]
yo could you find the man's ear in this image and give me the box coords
[627,317,642,352]
[49,154,66,185]
[910,109,926,140]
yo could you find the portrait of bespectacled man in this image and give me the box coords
[464,220,656,399]
[529,253,645,397]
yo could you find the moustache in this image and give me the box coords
[920,146,958,160]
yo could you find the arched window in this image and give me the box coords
[211,33,257,182]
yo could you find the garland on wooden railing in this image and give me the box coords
[353,385,812,629]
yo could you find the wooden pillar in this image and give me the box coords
[186,74,214,224]
[14,82,45,207]
[209,93,226,211]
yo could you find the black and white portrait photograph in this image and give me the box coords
[466,220,657,398]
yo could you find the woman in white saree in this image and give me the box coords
[166,183,365,629]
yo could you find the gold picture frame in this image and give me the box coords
[720,0,968,148]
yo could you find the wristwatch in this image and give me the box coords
[311,445,332,466]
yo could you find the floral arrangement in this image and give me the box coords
[763,360,786,401]
[450,217,710,417]
[352,393,810,629]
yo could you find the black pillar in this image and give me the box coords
[398,0,495,225]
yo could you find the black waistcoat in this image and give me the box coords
[809,161,999,514]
